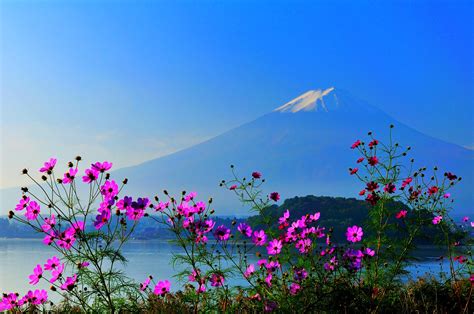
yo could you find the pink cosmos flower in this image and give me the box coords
[289,283,301,295]
[184,191,197,201]
[359,190,366,196]
[44,256,60,270]
[0,293,18,311]
[82,168,99,183]
[267,239,283,255]
[154,201,170,212]
[278,210,290,225]
[25,201,40,220]
[78,261,90,269]
[252,171,262,179]
[443,193,451,199]
[309,212,320,222]
[384,183,396,194]
[94,207,111,229]
[395,210,407,219]
[210,273,225,287]
[214,225,231,241]
[60,274,77,291]
[294,268,308,281]
[100,180,119,200]
[324,256,338,271]
[229,185,237,190]
[51,263,64,283]
[432,215,443,225]
[15,196,30,211]
[117,196,133,211]
[244,264,255,278]
[269,192,280,202]
[22,289,48,305]
[462,216,469,222]
[350,168,358,175]
[364,248,375,257]
[41,214,56,232]
[346,225,363,242]
[188,269,201,282]
[428,186,439,196]
[28,264,43,285]
[350,140,361,149]
[265,273,273,287]
[295,238,312,253]
[237,223,252,237]
[252,230,267,246]
[62,168,78,184]
[39,158,57,173]
[91,161,113,173]
[154,280,171,296]
[140,277,151,291]
[401,177,412,188]
[356,157,364,163]
[368,156,379,166]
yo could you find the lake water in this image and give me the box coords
[0,238,460,300]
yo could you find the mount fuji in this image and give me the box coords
[111,87,473,216]
[1,88,472,216]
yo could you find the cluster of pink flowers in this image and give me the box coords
[0,290,48,311]
[27,256,80,291]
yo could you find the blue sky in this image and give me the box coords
[1,0,473,188]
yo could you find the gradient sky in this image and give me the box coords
[1,0,473,188]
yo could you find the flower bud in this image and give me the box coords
[163,190,168,195]
[75,156,82,161]
[105,173,110,180]
[21,187,28,192]
[41,175,47,181]
[21,168,28,174]
[68,161,73,168]
[8,211,14,219]
[122,178,128,184]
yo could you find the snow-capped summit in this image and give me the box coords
[275,87,339,113]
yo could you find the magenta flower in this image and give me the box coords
[295,238,312,254]
[383,183,396,194]
[94,207,111,229]
[126,207,145,221]
[309,212,320,222]
[364,248,375,257]
[39,158,57,173]
[100,180,119,200]
[346,225,363,242]
[62,168,78,184]
[91,161,113,173]
[78,261,90,269]
[462,216,469,222]
[60,274,77,291]
[44,256,60,270]
[289,283,301,295]
[117,196,133,211]
[28,264,43,285]
[278,210,290,225]
[154,201,169,212]
[82,168,99,183]
[140,277,151,291]
[154,280,171,296]
[214,225,231,241]
[252,230,267,246]
[350,140,361,149]
[252,171,262,179]
[443,193,451,198]
[368,156,379,166]
[237,223,252,237]
[50,263,64,283]
[229,185,237,190]
[293,268,308,281]
[267,239,283,255]
[244,264,255,278]
[15,196,30,211]
[41,214,56,232]
[210,273,225,287]
[428,186,439,196]
[184,191,197,201]
[269,192,280,202]
[432,215,443,225]
[395,210,407,219]
[324,256,338,271]
[25,201,40,220]
[188,269,201,282]
[22,289,48,305]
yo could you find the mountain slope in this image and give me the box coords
[111,88,473,216]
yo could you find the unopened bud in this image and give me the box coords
[21,168,28,174]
